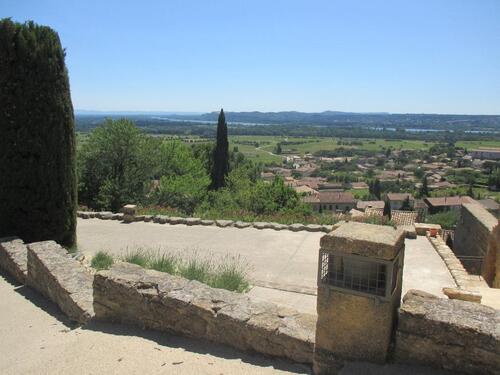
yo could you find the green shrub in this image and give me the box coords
[91,251,114,271]
[426,210,459,230]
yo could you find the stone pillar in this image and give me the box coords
[313,222,405,374]
[122,204,137,223]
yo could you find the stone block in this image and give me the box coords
[93,263,316,364]
[442,287,482,303]
[288,223,306,232]
[143,215,153,222]
[253,222,272,230]
[168,216,185,225]
[122,204,137,215]
[321,224,334,233]
[271,223,288,231]
[215,220,233,228]
[320,221,405,260]
[184,217,201,226]
[0,237,28,283]
[315,287,397,365]
[234,221,251,228]
[305,224,323,232]
[200,219,215,226]
[27,241,94,324]
[394,289,500,374]
[97,211,113,220]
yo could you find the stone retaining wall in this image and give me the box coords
[93,262,316,364]
[491,223,500,288]
[77,211,333,233]
[454,203,498,284]
[428,235,468,289]
[0,237,28,283]
[27,241,94,324]
[394,290,500,375]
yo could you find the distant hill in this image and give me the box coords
[164,111,500,129]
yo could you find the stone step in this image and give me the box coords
[27,241,94,324]
[0,237,28,284]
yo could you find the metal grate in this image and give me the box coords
[320,252,388,297]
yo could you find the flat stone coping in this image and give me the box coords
[399,289,500,354]
[320,221,405,260]
[77,211,334,233]
[462,203,498,231]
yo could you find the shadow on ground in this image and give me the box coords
[83,320,312,374]
[1,271,77,329]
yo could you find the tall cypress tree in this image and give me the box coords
[0,19,77,247]
[210,109,229,189]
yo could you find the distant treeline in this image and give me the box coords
[76,114,500,142]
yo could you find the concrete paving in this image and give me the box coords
[77,219,456,314]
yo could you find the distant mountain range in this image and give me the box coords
[158,110,500,128]
[75,110,500,131]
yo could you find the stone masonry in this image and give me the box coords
[394,289,500,375]
[93,262,316,364]
[454,203,498,284]
[27,241,94,324]
[492,223,500,288]
[314,222,405,374]
[0,237,28,284]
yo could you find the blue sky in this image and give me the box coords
[3,0,500,114]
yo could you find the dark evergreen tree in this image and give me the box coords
[383,197,392,219]
[466,184,474,198]
[420,175,429,197]
[401,196,412,211]
[0,19,77,247]
[275,143,282,154]
[210,108,229,189]
[372,178,382,200]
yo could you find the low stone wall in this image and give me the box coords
[77,211,333,233]
[428,235,468,289]
[0,237,28,283]
[491,223,500,288]
[454,203,498,284]
[394,290,500,375]
[27,241,94,324]
[93,262,316,364]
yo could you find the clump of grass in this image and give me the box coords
[178,252,213,284]
[122,248,151,267]
[149,251,179,274]
[119,247,251,293]
[210,255,250,293]
[91,251,114,271]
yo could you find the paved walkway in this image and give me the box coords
[77,219,456,314]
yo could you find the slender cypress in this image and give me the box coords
[210,109,229,189]
[0,19,77,247]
